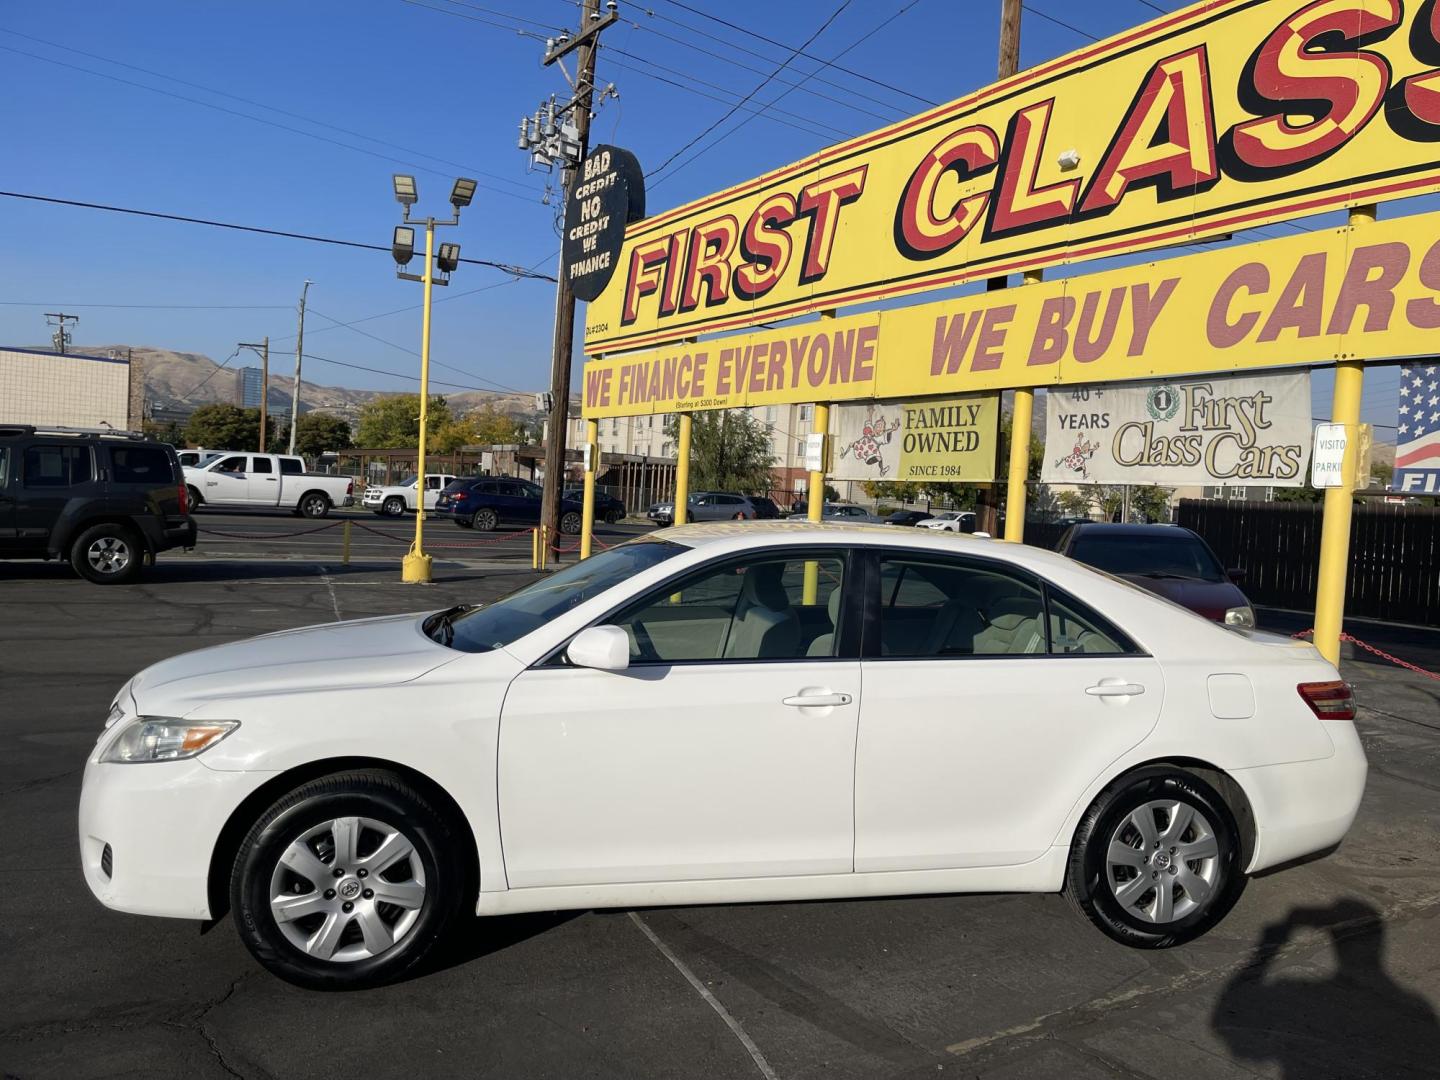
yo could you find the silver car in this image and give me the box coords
[648,492,759,525]
[822,503,886,524]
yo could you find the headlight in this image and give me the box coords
[101,718,238,763]
[1224,605,1256,629]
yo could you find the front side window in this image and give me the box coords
[23,445,93,488]
[608,553,847,663]
[111,447,173,485]
[213,455,246,474]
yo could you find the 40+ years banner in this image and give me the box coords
[1041,371,1312,487]
[586,0,1440,354]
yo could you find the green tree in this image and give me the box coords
[291,412,352,458]
[1094,484,1172,522]
[184,404,274,451]
[666,411,775,493]
[1056,489,1093,517]
[355,394,453,448]
[143,419,186,446]
[469,404,520,445]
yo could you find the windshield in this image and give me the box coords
[1069,532,1226,582]
[438,539,684,652]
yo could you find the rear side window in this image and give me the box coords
[250,456,273,474]
[23,445,93,487]
[279,458,303,475]
[111,446,174,485]
[1047,591,1135,656]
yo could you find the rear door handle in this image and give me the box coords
[782,693,853,707]
[1085,683,1146,697]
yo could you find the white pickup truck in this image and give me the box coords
[184,452,354,518]
[362,473,457,517]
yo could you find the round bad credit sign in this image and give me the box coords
[563,145,645,303]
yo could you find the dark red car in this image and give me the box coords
[1055,523,1255,628]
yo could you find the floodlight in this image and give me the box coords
[392,174,418,206]
[450,177,478,209]
[392,226,415,266]
[437,243,461,273]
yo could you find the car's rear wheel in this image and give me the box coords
[1065,766,1245,948]
[187,485,204,510]
[70,523,143,585]
[559,510,582,535]
[472,508,498,532]
[230,770,466,990]
[298,492,331,519]
[604,508,622,525]
[382,497,406,517]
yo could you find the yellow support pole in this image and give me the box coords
[674,413,693,526]
[402,218,435,584]
[1312,205,1374,666]
[1004,269,1042,543]
[803,402,831,605]
[581,418,598,559]
[531,527,539,569]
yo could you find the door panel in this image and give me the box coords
[245,456,278,503]
[856,655,1163,871]
[0,446,17,551]
[498,661,860,887]
[201,455,250,504]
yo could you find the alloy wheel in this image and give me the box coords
[268,816,427,963]
[1105,799,1220,924]
[87,536,132,576]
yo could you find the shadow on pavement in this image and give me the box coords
[1212,898,1440,1078]
[416,911,580,981]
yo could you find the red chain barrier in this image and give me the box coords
[198,521,344,540]
[351,522,528,549]
[1291,629,1440,681]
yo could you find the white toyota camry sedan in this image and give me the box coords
[80,522,1367,989]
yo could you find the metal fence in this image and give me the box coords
[1176,499,1440,626]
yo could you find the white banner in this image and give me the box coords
[1042,372,1311,487]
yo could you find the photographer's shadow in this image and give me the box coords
[1213,898,1440,1078]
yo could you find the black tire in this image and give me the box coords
[603,508,622,525]
[472,508,498,532]
[298,492,331,519]
[1065,766,1246,948]
[187,485,204,511]
[454,514,474,529]
[230,769,467,991]
[559,511,582,535]
[70,523,143,585]
[382,497,406,518]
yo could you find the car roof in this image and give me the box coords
[1068,523,1197,538]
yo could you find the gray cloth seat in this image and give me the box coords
[973,598,1046,654]
[806,586,845,657]
[722,563,801,659]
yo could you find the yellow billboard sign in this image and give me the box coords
[583,208,1440,417]
[586,0,1440,355]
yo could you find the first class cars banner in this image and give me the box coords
[585,0,1440,354]
[582,209,1440,417]
[1041,371,1312,486]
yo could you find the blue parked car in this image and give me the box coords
[433,477,584,533]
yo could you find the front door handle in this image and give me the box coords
[782,692,853,707]
[1085,682,1146,698]
[266,477,278,481]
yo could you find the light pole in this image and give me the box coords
[391,173,475,584]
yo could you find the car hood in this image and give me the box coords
[1117,574,1247,621]
[129,612,459,715]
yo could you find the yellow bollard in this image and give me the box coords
[581,418,598,559]
[1312,205,1374,666]
[342,519,352,565]
[531,527,539,570]
[674,413,693,526]
[802,402,831,606]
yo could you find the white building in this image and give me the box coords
[0,347,143,431]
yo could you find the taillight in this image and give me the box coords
[1298,681,1355,720]
[346,480,354,494]
[453,492,470,501]
[178,484,188,515]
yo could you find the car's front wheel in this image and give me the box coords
[230,770,467,990]
[559,510,582,535]
[1065,767,1245,948]
[382,497,406,517]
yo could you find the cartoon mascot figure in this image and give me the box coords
[1055,436,1099,481]
[841,407,900,476]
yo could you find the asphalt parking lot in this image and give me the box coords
[3,537,1439,1079]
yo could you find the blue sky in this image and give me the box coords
[0,0,1412,433]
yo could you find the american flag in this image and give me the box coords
[1396,363,1440,476]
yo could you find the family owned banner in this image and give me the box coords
[1042,372,1312,487]
[830,395,999,483]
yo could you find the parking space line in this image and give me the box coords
[316,567,342,622]
[628,912,779,1080]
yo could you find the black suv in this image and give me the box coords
[0,426,196,584]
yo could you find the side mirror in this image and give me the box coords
[1227,567,1247,584]
[566,625,631,671]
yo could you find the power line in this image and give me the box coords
[1021,4,1099,42]
[177,347,241,403]
[397,0,551,40]
[649,0,857,181]
[307,308,527,393]
[1133,0,1169,14]
[422,0,568,33]
[648,0,939,108]
[300,351,511,394]
[653,0,922,186]
[0,43,541,204]
[0,191,557,280]
[0,28,541,196]
[0,301,290,310]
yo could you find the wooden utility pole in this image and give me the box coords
[289,282,311,456]
[976,0,1024,536]
[539,0,606,557]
